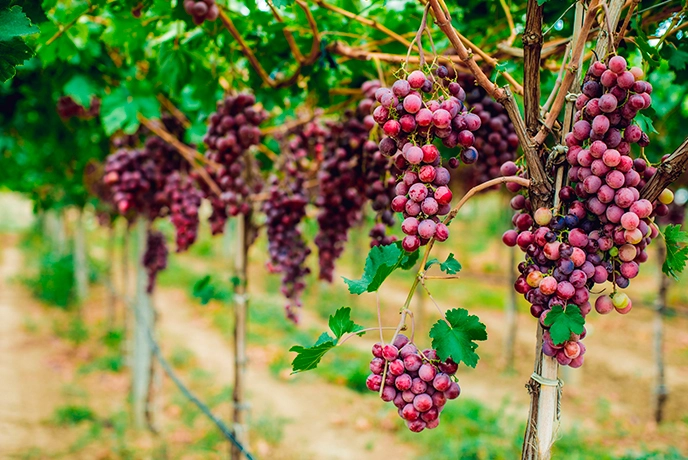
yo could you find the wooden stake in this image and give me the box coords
[132,219,154,430]
[73,208,89,303]
[504,245,518,372]
[232,213,250,460]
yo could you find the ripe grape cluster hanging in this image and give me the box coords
[183,0,219,24]
[503,56,666,367]
[374,66,481,251]
[200,93,267,234]
[366,335,460,432]
[57,96,100,120]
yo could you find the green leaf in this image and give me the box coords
[0,36,32,81]
[290,307,363,373]
[289,341,336,373]
[400,249,420,270]
[272,0,293,6]
[100,85,160,135]
[425,253,462,274]
[63,75,99,108]
[157,42,190,97]
[429,308,487,368]
[424,258,439,270]
[537,0,550,5]
[440,253,462,275]
[667,47,688,72]
[635,109,659,135]
[662,224,688,280]
[314,332,334,346]
[328,307,364,339]
[343,242,403,294]
[0,5,39,41]
[544,304,585,345]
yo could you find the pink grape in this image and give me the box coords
[407,70,426,89]
[417,220,437,239]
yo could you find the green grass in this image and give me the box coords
[53,405,95,426]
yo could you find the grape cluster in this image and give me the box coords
[201,93,267,234]
[164,172,202,252]
[57,96,100,120]
[373,67,481,251]
[502,56,667,367]
[366,334,460,432]
[103,148,159,217]
[263,168,311,323]
[314,97,380,281]
[457,77,520,188]
[183,0,219,25]
[143,229,168,293]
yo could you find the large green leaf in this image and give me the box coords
[429,308,487,368]
[544,304,585,345]
[662,224,688,280]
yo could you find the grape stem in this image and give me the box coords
[376,291,384,343]
[337,326,399,347]
[419,278,449,326]
[405,3,431,68]
[390,175,532,347]
[499,0,517,46]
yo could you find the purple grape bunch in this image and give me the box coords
[263,158,311,323]
[183,0,219,25]
[142,229,168,294]
[366,334,461,432]
[502,55,670,367]
[372,66,482,251]
[200,93,267,234]
[164,172,202,252]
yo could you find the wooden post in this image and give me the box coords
[122,222,132,366]
[73,208,89,303]
[232,213,250,460]
[107,224,117,328]
[132,219,154,430]
[653,245,669,424]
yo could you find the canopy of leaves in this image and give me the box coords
[662,224,688,280]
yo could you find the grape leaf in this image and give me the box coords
[63,75,99,108]
[289,341,336,373]
[0,5,39,82]
[0,37,32,81]
[100,85,160,135]
[667,47,688,72]
[635,109,659,135]
[272,0,293,7]
[425,253,462,275]
[0,5,39,41]
[440,253,462,274]
[400,248,420,270]
[544,304,585,345]
[537,0,550,5]
[429,308,487,368]
[290,307,364,373]
[329,306,364,339]
[662,224,688,280]
[343,242,403,294]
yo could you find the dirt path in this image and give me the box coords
[156,288,416,460]
[0,241,69,456]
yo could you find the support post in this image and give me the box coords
[132,219,154,430]
[232,213,250,460]
[73,208,89,303]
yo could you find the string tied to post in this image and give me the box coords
[530,372,564,420]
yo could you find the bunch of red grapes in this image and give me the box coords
[165,172,202,252]
[263,167,310,323]
[315,81,386,281]
[502,56,671,367]
[366,334,461,432]
[143,230,168,293]
[57,96,100,120]
[373,66,482,252]
[201,93,267,234]
[373,66,481,252]
[183,0,219,25]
